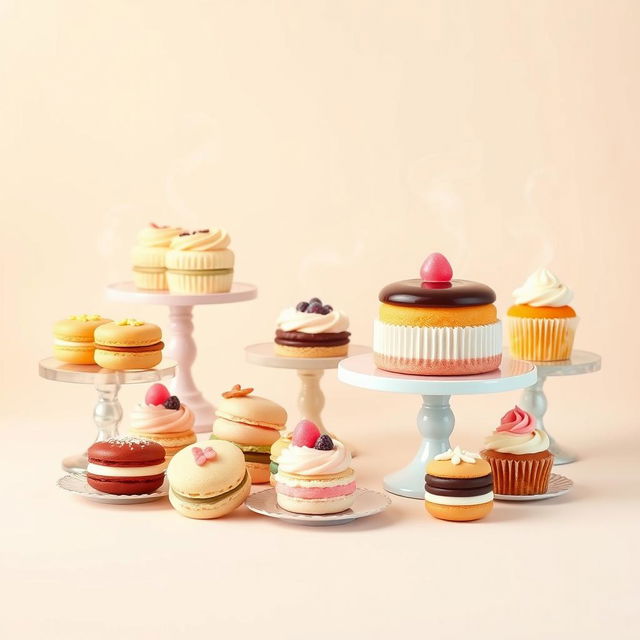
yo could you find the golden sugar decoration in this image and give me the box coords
[116,318,144,326]
[68,314,102,321]
[222,384,254,399]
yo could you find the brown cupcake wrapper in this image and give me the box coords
[481,451,554,495]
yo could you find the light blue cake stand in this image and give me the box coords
[338,353,537,499]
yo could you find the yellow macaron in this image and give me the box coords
[53,314,112,364]
[167,440,251,519]
[94,319,164,370]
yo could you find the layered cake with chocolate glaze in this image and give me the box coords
[275,297,350,357]
[373,253,502,375]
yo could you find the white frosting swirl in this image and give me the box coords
[169,229,230,251]
[276,308,349,334]
[129,403,195,434]
[513,268,573,307]
[136,225,184,248]
[434,446,480,465]
[277,440,351,475]
[484,430,550,454]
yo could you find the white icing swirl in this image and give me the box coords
[513,268,573,307]
[484,430,550,454]
[129,403,195,434]
[276,308,349,334]
[136,226,183,248]
[277,440,351,475]
[169,229,230,251]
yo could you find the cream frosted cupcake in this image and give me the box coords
[132,223,184,290]
[507,268,578,362]
[128,384,197,459]
[274,420,356,514]
[274,297,350,357]
[166,228,234,294]
[481,406,553,496]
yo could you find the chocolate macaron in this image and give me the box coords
[87,437,167,495]
[425,446,493,522]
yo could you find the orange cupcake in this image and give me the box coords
[507,268,578,361]
[481,406,553,496]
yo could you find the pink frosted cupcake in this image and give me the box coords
[128,384,197,459]
[481,406,553,495]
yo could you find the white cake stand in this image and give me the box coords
[106,281,257,432]
[338,354,537,499]
[39,358,176,474]
[519,350,601,465]
[245,342,370,435]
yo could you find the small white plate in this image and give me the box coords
[494,473,573,501]
[246,487,391,526]
[57,474,168,505]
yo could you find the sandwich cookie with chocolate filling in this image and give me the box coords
[94,319,164,370]
[275,297,350,358]
[425,446,493,522]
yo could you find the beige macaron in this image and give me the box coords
[167,440,250,519]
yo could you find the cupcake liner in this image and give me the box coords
[165,248,234,271]
[166,271,233,294]
[373,320,502,374]
[133,270,168,291]
[482,451,554,495]
[508,316,578,361]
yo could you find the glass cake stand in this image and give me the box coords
[338,353,537,499]
[519,349,602,465]
[39,358,176,474]
[106,281,258,432]
[244,342,370,453]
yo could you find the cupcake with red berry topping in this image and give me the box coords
[132,223,184,290]
[128,383,197,460]
[274,420,356,514]
[481,406,553,495]
[274,297,350,358]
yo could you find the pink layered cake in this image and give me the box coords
[373,253,502,375]
[274,420,356,514]
[128,384,197,459]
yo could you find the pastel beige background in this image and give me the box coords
[1,2,638,639]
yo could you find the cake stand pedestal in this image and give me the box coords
[338,354,537,499]
[106,281,257,433]
[519,350,601,465]
[244,343,370,448]
[39,358,176,474]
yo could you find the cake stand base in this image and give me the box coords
[62,452,89,475]
[519,350,601,466]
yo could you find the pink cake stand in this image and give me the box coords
[106,281,257,432]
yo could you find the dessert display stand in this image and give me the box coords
[39,358,176,474]
[244,343,370,448]
[106,281,257,433]
[338,354,537,499]
[519,350,601,465]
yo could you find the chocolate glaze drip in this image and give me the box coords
[274,330,351,347]
[379,279,496,307]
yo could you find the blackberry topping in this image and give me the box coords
[314,434,334,450]
[163,396,181,410]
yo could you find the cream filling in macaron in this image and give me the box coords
[424,491,494,506]
[55,339,94,347]
[87,462,167,477]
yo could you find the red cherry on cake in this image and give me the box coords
[420,252,453,283]
[145,383,171,406]
[292,419,322,448]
